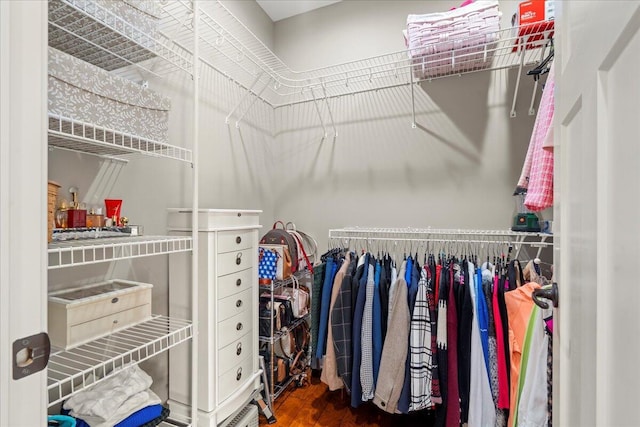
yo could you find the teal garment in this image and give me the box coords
[372,260,383,386]
[48,416,76,427]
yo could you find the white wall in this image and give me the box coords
[269,0,543,251]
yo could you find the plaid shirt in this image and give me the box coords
[331,255,357,392]
[409,267,433,411]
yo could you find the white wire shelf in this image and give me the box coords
[48,114,193,162]
[48,0,193,76]
[48,235,192,269]
[47,315,192,407]
[198,1,554,107]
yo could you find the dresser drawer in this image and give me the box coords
[218,357,254,403]
[218,309,253,349]
[67,304,151,348]
[217,248,254,277]
[217,229,254,254]
[218,288,252,322]
[167,209,261,231]
[218,268,253,300]
[218,332,253,376]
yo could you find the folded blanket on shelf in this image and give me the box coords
[404,0,501,78]
[66,404,170,427]
[63,364,162,427]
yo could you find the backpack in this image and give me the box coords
[260,221,299,273]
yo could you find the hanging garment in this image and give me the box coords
[331,253,358,392]
[351,254,370,408]
[493,274,510,410]
[524,64,555,211]
[427,257,442,405]
[434,262,449,427]
[445,263,461,427]
[514,304,551,427]
[316,257,338,359]
[409,266,433,411]
[373,260,383,386]
[321,252,351,390]
[468,261,497,427]
[497,274,512,403]
[373,262,409,414]
[476,267,491,383]
[505,282,540,427]
[483,269,506,427]
[389,262,398,311]
[310,262,326,359]
[380,255,391,342]
[360,263,376,401]
[397,258,421,414]
[457,260,473,424]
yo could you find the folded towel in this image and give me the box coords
[66,405,168,427]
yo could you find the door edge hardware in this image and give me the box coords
[532,282,559,309]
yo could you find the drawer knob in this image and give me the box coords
[236,236,242,244]
[235,253,242,265]
[236,299,243,308]
[236,278,242,287]
[111,297,119,304]
[236,343,242,356]
[236,367,242,381]
[113,320,118,324]
[236,322,243,331]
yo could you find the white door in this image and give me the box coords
[0,1,49,425]
[555,2,640,426]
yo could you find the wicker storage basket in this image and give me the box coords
[47,181,60,243]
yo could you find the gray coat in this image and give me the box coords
[373,265,410,414]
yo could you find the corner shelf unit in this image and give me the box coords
[47,315,192,407]
[46,0,199,425]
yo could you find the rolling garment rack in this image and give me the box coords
[259,270,312,410]
[328,227,553,261]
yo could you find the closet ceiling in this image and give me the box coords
[255,0,342,22]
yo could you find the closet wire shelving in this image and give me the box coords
[48,114,193,162]
[46,0,200,424]
[47,315,192,406]
[48,236,193,269]
[106,0,553,130]
[259,270,312,407]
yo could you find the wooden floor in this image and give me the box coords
[259,372,436,427]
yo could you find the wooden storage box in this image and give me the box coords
[48,279,153,349]
[48,46,171,143]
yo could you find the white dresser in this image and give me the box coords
[167,209,262,426]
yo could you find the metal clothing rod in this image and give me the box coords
[329,236,552,247]
[329,227,553,239]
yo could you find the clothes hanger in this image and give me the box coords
[527,37,554,81]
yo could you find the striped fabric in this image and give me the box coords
[360,264,376,401]
[409,267,433,411]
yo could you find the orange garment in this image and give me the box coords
[505,282,540,427]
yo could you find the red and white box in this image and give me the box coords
[512,0,554,51]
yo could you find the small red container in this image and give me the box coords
[67,209,87,228]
